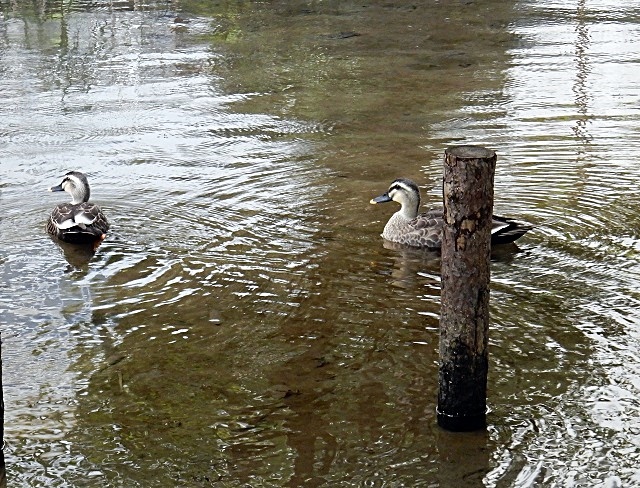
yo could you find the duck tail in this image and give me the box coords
[491,216,534,245]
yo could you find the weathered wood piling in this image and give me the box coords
[437,145,496,431]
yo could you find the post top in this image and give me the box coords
[445,145,495,159]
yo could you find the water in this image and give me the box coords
[1,0,639,486]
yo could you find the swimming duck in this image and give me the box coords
[370,178,532,249]
[47,171,110,244]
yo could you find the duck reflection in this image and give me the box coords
[50,237,99,269]
[380,239,441,289]
[381,239,525,289]
[490,241,525,264]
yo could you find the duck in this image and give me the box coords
[370,178,532,249]
[47,171,110,244]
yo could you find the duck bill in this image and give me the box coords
[370,193,392,204]
[49,184,64,192]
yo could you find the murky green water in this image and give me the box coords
[1,0,639,486]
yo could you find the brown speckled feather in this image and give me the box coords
[383,208,531,249]
[383,209,443,248]
[47,202,109,244]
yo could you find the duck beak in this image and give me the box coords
[49,184,64,192]
[370,193,392,204]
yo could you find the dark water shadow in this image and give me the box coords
[435,427,491,487]
[49,237,98,270]
[490,242,526,263]
[381,239,526,278]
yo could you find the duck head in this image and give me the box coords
[49,171,91,204]
[370,178,421,219]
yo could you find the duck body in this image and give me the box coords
[47,171,110,244]
[371,178,531,249]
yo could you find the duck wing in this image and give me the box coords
[48,202,109,244]
[490,215,533,245]
[402,210,444,249]
[409,208,531,248]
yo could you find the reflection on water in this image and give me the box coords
[1,0,640,486]
[572,0,593,146]
[50,240,99,270]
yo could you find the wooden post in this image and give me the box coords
[437,145,496,431]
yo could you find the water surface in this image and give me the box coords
[1,0,639,486]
